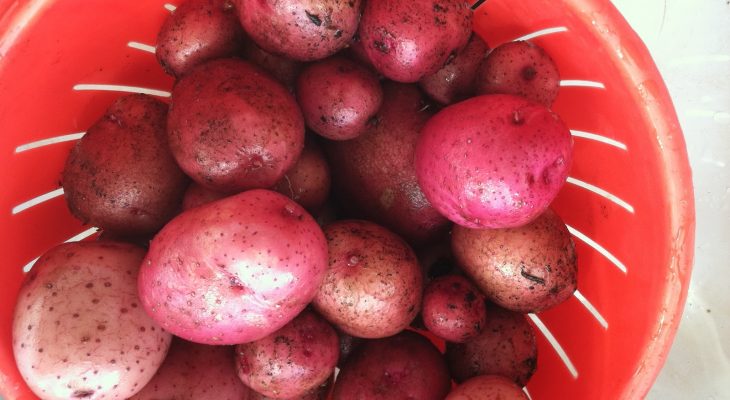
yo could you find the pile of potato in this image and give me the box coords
[12,0,578,398]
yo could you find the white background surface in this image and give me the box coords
[610,1,730,399]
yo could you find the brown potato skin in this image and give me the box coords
[333,331,451,400]
[420,34,489,105]
[62,94,188,236]
[156,0,245,78]
[273,138,331,212]
[167,59,304,193]
[452,208,577,313]
[446,304,537,386]
[446,375,528,400]
[325,82,449,244]
[312,220,422,338]
[422,275,487,343]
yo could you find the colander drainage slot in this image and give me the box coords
[11,188,64,215]
[570,129,627,151]
[566,224,628,274]
[164,3,176,12]
[14,132,85,153]
[528,313,579,379]
[21,227,99,273]
[566,176,634,213]
[73,84,171,98]
[127,41,156,54]
[511,26,569,42]
[560,80,606,89]
[574,290,608,329]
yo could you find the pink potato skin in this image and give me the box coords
[296,57,383,140]
[420,34,489,105]
[167,59,304,193]
[235,310,339,399]
[238,0,361,61]
[138,189,328,345]
[242,39,304,90]
[446,304,537,386]
[155,0,244,78]
[452,208,578,313]
[446,375,528,400]
[12,242,171,400]
[422,275,487,343]
[273,138,332,212]
[358,0,472,82]
[476,40,560,107]
[182,182,228,211]
[130,339,250,400]
[325,82,449,244]
[312,220,422,339]
[332,331,451,400]
[415,94,573,229]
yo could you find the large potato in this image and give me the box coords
[358,0,472,82]
[325,82,449,244]
[62,94,188,236]
[312,220,422,338]
[446,375,528,400]
[415,94,573,229]
[168,59,304,193]
[12,242,171,400]
[452,208,578,313]
[130,338,249,399]
[238,0,361,61]
[332,331,451,400]
[138,189,328,345]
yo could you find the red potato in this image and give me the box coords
[181,182,228,211]
[344,33,375,70]
[235,310,339,399]
[273,138,331,212]
[62,94,188,236]
[476,40,560,107]
[446,304,537,386]
[156,0,245,78]
[130,339,249,400]
[242,39,304,89]
[336,331,364,368]
[415,94,573,229]
[446,375,528,400]
[12,242,171,400]
[422,275,487,343]
[168,58,304,193]
[138,189,328,345]
[452,208,578,313]
[325,82,449,244]
[358,0,472,82]
[312,220,422,338]
[420,34,489,105]
[332,331,451,400]
[296,57,383,140]
[247,376,332,400]
[238,0,361,61]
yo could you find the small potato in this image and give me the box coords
[358,0,472,82]
[422,275,487,343]
[181,182,228,211]
[420,34,489,105]
[415,94,573,229]
[476,41,560,107]
[130,339,249,399]
[167,59,304,193]
[248,376,332,400]
[446,375,528,400]
[156,0,245,78]
[452,208,577,313]
[273,138,331,212]
[138,189,328,345]
[296,57,383,140]
[333,331,451,400]
[235,310,339,399]
[312,220,422,338]
[12,242,171,400]
[238,0,361,61]
[446,304,537,386]
[62,94,188,236]
[242,39,304,89]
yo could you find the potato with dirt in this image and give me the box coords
[422,275,487,343]
[238,0,361,61]
[156,0,245,78]
[12,242,171,400]
[312,220,422,338]
[446,375,528,400]
[420,34,489,105]
[415,94,573,229]
[325,82,449,244]
[452,208,577,313]
[138,189,328,345]
[130,338,249,399]
[167,59,304,193]
[242,39,304,90]
[273,138,331,212]
[333,330,451,400]
[247,377,332,400]
[62,94,188,236]
[235,310,338,399]
[358,0,472,82]
[446,304,538,386]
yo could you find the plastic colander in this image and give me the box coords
[0,0,695,399]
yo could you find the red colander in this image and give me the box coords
[0,0,695,399]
